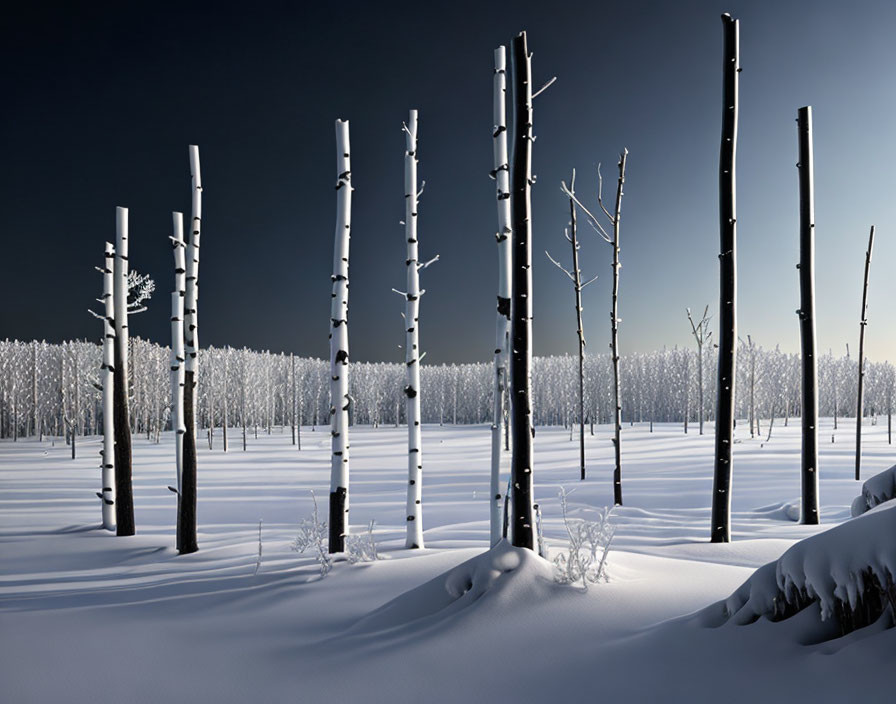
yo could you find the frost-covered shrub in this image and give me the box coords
[345,520,380,564]
[291,491,332,577]
[552,487,615,590]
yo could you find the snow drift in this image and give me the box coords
[850,462,896,517]
[702,501,896,642]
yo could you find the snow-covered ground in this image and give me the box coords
[1,419,893,702]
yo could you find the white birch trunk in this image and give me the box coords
[185,146,202,427]
[328,119,352,553]
[490,45,512,546]
[170,212,186,497]
[402,109,425,549]
[100,242,116,530]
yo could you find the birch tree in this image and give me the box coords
[178,145,201,555]
[113,207,135,536]
[169,212,186,526]
[395,110,437,549]
[329,119,352,554]
[712,13,739,543]
[95,243,116,530]
[854,225,875,479]
[489,45,512,546]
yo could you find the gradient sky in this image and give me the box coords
[2,0,894,365]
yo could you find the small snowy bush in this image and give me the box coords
[345,520,380,564]
[552,487,615,590]
[291,491,332,578]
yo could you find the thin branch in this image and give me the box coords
[560,182,612,242]
[531,76,557,99]
[580,274,599,288]
[545,250,576,283]
[418,254,440,270]
[596,163,615,223]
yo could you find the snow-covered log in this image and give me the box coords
[509,31,536,550]
[706,502,896,641]
[851,463,896,517]
[796,106,819,524]
[490,45,512,547]
[99,242,116,530]
[178,145,201,555]
[711,13,739,543]
[329,119,352,554]
[113,206,135,536]
[169,212,186,516]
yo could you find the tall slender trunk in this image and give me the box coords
[855,225,875,480]
[113,207,135,536]
[711,13,739,543]
[797,106,819,524]
[328,119,352,554]
[222,350,229,452]
[290,353,296,446]
[610,150,627,506]
[509,31,535,550]
[100,243,116,530]
[490,45,512,545]
[402,109,427,549]
[178,146,202,555]
[170,212,186,537]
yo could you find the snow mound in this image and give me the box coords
[753,501,800,522]
[340,540,554,641]
[850,463,896,517]
[702,502,896,641]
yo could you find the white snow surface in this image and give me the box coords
[1,419,894,703]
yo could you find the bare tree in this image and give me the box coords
[395,109,438,549]
[489,44,512,546]
[178,145,202,555]
[509,31,536,549]
[711,13,739,543]
[796,105,819,524]
[855,225,875,480]
[562,150,628,505]
[329,119,352,554]
[548,169,598,480]
[686,306,712,435]
[168,213,186,528]
[113,207,135,536]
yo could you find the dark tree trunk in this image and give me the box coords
[178,370,199,553]
[509,31,535,551]
[610,150,627,506]
[855,225,875,480]
[797,105,819,524]
[711,13,739,543]
[113,342,134,536]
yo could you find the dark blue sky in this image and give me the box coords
[2,0,893,364]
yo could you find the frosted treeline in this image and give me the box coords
[0,338,893,440]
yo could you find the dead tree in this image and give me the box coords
[562,150,628,505]
[797,105,819,524]
[687,306,712,435]
[855,225,875,480]
[548,169,598,481]
[711,13,739,543]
